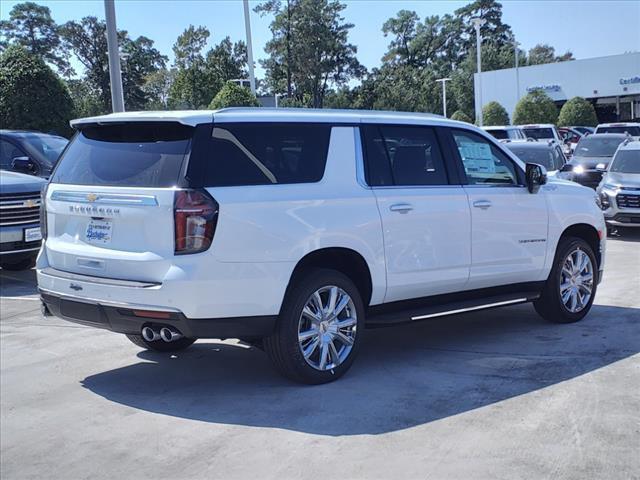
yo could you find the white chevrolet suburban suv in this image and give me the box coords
[37,109,606,384]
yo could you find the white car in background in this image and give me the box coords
[482,126,527,142]
[594,122,640,137]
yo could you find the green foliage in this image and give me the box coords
[451,110,473,123]
[0,2,71,75]
[482,101,509,126]
[527,43,574,66]
[209,81,260,109]
[0,45,73,136]
[256,0,364,107]
[557,97,598,127]
[65,78,103,118]
[513,90,559,125]
[143,68,175,110]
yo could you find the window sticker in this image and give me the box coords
[458,142,496,173]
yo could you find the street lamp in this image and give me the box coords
[471,17,486,126]
[104,0,124,112]
[514,39,521,104]
[435,78,451,118]
[243,0,256,96]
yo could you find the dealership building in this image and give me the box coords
[474,52,640,124]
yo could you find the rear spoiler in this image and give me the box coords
[70,112,215,129]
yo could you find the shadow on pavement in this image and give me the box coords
[0,268,37,297]
[607,228,640,243]
[82,302,639,436]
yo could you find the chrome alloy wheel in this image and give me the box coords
[297,286,357,371]
[560,248,594,313]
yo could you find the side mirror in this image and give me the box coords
[595,163,607,172]
[11,156,37,174]
[560,163,574,173]
[526,163,547,194]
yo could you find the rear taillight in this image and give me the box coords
[40,183,49,240]
[174,189,219,255]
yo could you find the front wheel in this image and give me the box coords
[534,236,598,323]
[264,269,364,384]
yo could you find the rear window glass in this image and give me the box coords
[194,123,331,187]
[51,123,192,187]
[523,128,554,140]
[597,126,640,136]
[487,129,508,140]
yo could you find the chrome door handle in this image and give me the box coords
[389,203,414,214]
[473,200,492,209]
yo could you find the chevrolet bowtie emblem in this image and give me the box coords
[86,193,98,202]
[24,199,36,208]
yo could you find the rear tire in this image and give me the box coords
[264,268,364,384]
[125,334,195,352]
[534,236,598,323]
[0,257,35,271]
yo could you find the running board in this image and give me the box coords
[366,288,541,327]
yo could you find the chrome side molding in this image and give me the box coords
[410,298,528,321]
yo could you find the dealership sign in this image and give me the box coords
[620,76,640,85]
[526,84,561,93]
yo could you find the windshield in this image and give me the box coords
[597,126,640,136]
[523,128,554,140]
[51,123,192,187]
[609,150,640,173]
[19,133,68,166]
[507,146,563,170]
[574,137,625,157]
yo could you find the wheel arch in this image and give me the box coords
[559,223,602,268]
[283,247,374,309]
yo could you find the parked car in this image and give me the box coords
[594,122,640,136]
[38,109,606,384]
[559,133,628,188]
[520,124,564,144]
[596,139,640,229]
[505,140,567,174]
[0,170,45,270]
[482,126,526,142]
[558,127,585,156]
[0,130,68,178]
[571,126,595,136]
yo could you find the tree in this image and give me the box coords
[143,68,175,110]
[120,36,167,110]
[66,78,103,118]
[257,0,364,107]
[0,2,71,75]
[557,97,598,127]
[528,43,574,65]
[482,101,509,125]
[206,36,247,87]
[209,81,260,109]
[513,89,559,125]
[0,45,73,136]
[168,25,213,108]
[451,110,473,123]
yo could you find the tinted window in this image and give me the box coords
[523,128,554,140]
[18,133,68,166]
[452,130,519,185]
[0,139,25,170]
[610,150,640,173]
[362,125,448,186]
[597,126,640,136]
[487,129,508,140]
[51,123,192,187]
[574,136,625,157]
[507,145,564,170]
[198,123,331,187]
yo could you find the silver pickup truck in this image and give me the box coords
[0,170,45,270]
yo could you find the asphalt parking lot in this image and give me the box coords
[1,232,639,480]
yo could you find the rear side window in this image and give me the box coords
[487,129,508,140]
[362,125,448,186]
[196,123,331,187]
[523,128,554,140]
[51,123,192,187]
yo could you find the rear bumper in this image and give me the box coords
[40,290,277,339]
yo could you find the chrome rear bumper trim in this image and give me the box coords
[39,267,161,288]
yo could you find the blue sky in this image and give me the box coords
[1,0,639,78]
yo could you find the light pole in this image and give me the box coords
[243,0,256,96]
[514,39,521,104]
[435,78,451,118]
[471,17,486,126]
[104,0,124,112]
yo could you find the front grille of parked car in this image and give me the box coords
[617,194,640,209]
[0,239,41,252]
[0,192,41,226]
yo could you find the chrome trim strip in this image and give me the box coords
[38,287,180,312]
[0,201,41,209]
[0,218,40,226]
[410,298,528,321]
[40,267,160,288]
[50,191,158,206]
[0,247,41,255]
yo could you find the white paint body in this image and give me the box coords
[37,109,606,319]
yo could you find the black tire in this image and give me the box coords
[264,268,365,384]
[125,334,195,352]
[534,236,598,323]
[1,257,36,271]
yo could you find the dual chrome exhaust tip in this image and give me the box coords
[141,326,183,343]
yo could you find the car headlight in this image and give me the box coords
[597,191,610,210]
[573,165,585,174]
[602,183,619,191]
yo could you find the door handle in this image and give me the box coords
[389,203,414,214]
[473,200,492,209]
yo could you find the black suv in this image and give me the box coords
[0,130,68,178]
